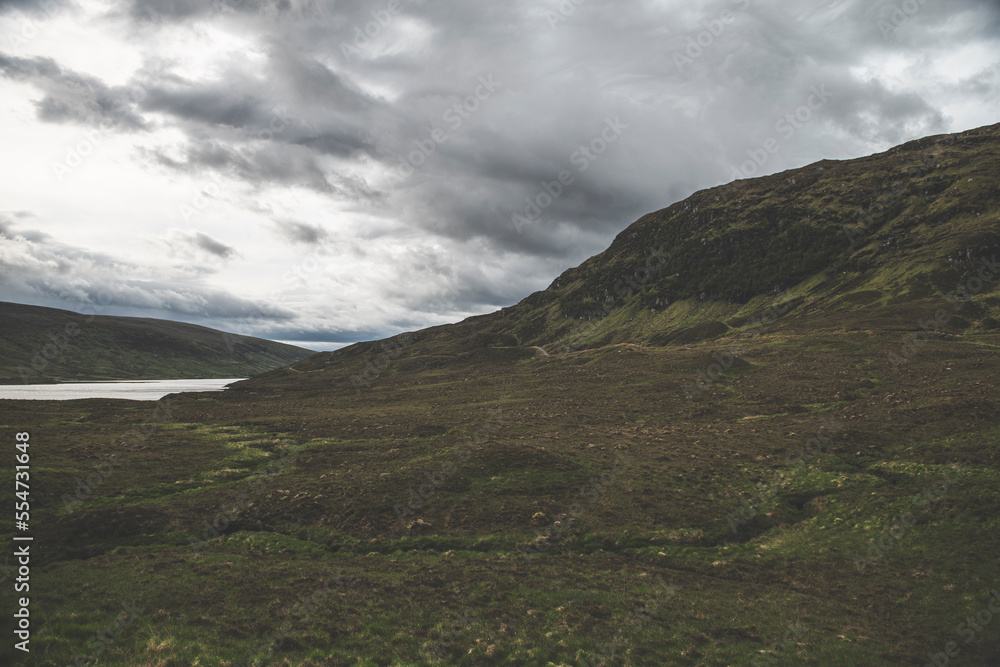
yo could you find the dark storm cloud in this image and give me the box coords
[125,0,328,23]
[266,46,377,115]
[138,57,376,140]
[191,232,236,258]
[160,229,238,260]
[125,54,379,196]
[144,137,377,199]
[272,220,329,245]
[819,75,946,146]
[127,0,208,21]
[864,0,1000,42]
[292,130,373,158]
[0,54,149,130]
[9,0,1000,255]
[962,63,1000,100]
[141,85,263,128]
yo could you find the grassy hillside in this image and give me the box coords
[477,123,1000,352]
[2,124,999,666]
[0,302,313,383]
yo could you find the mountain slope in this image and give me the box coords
[0,301,312,383]
[486,122,1000,350]
[261,123,1000,385]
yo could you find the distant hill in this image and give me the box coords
[0,301,313,383]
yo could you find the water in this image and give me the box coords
[0,378,246,401]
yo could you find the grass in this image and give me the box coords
[2,322,999,665]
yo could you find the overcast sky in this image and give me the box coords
[1,0,998,350]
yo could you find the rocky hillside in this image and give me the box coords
[488,122,1000,350]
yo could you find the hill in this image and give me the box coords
[261,122,1000,386]
[492,122,999,349]
[0,301,313,383]
[4,124,1000,665]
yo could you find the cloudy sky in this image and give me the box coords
[1,0,998,349]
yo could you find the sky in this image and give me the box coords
[0,0,998,350]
